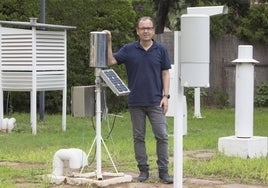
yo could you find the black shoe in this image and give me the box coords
[137,164,149,182]
[159,172,173,184]
[137,171,149,182]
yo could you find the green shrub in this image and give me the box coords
[255,82,268,107]
[202,88,229,108]
[237,4,268,44]
[184,87,208,108]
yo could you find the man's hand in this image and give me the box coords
[102,30,112,41]
[160,97,169,115]
[102,30,117,66]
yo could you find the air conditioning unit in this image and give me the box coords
[71,86,95,117]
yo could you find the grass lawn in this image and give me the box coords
[0,107,267,187]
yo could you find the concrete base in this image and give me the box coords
[218,136,268,158]
[45,172,132,187]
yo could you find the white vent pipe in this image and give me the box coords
[1,118,16,133]
[1,118,9,130]
[232,45,258,137]
[52,148,88,176]
[7,118,16,133]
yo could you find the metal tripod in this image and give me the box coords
[76,68,132,187]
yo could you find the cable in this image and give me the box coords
[91,116,96,131]
[87,143,97,167]
[104,96,122,140]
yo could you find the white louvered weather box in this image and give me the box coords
[0,18,76,134]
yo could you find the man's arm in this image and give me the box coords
[160,69,170,114]
[162,69,170,96]
[103,30,117,66]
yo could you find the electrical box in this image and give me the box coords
[180,6,228,88]
[180,14,210,88]
[71,86,95,117]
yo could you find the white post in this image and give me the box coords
[95,68,103,180]
[233,45,258,138]
[173,31,183,188]
[62,30,67,131]
[31,23,37,135]
[194,87,202,118]
[174,86,184,188]
[218,45,267,159]
[0,25,3,129]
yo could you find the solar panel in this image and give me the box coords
[100,69,130,96]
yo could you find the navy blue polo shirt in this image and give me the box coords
[114,40,171,106]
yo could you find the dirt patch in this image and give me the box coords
[184,149,215,160]
[0,161,45,169]
[1,150,268,188]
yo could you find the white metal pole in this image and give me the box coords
[31,21,37,135]
[194,87,202,118]
[62,30,67,131]
[173,31,183,188]
[0,24,3,129]
[95,68,103,180]
[174,86,184,188]
[235,64,254,137]
[233,45,258,138]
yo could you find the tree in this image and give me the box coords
[237,4,268,44]
[0,0,39,21]
[0,0,136,114]
[45,0,136,113]
[154,0,171,34]
[0,0,40,113]
[153,0,251,37]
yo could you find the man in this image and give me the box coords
[104,16,173,184]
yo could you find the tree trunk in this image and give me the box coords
[155,0,170,34]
